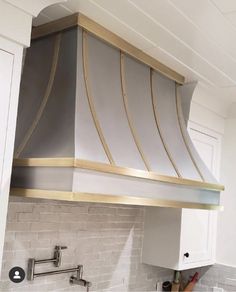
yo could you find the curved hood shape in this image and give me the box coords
[11,15,224,209]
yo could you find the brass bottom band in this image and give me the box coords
[10,188,223,211]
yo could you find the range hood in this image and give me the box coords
[11,14,224,210]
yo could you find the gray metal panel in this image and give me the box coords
[75,28,109,163]
[87,34,146,170]
[124,55,177,176]
[72,168,220,205]
[14,35,55,153]
[152,71,201,180]
[19,29,77,158]
[179,82,197,124]
[11,167,73,191]
[177,87,217,183]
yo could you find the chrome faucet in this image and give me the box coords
[70,265,91,290]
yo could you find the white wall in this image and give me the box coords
[217,104,236,267]
[189,82,227,135]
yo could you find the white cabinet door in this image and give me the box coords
[180,209,215,267]
[179,123,220,269]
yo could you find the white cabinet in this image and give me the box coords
[142,122,221,270]
[0,37,23,276]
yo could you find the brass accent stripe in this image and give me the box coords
[150,69,181,177]
[15,34,61,158]
[120,52,151,171]
[82,30,115,165]
[175,84,205,181]
[31,13,184,85]
[10,188,223,211]
[13,158,225,191]
[13,157,75,167]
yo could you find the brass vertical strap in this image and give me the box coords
[175,84,205,181]
[150,69,181,177]
[120,52,151,171]
[15,34,62,158]
[82,30,115,165]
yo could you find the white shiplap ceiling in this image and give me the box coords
[33,0,236,102]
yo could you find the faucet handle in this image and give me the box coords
[54,246,67,267]
[60,246,67,250]
[55,245,67,250]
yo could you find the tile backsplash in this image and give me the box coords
[0,197,173,292]
[1,197,235,292]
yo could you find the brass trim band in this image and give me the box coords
[120,52,151,171]
[13,158,225,191]
[31,13,184,85]
[15,34,61,158]
[150,69,181,178]
[82,30,115,165]
[175,84,205,181]
[10,188,223,211]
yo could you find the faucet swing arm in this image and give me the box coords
[33,265,82,279]
[28,260,91,288]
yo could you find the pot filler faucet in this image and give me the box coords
[28,245,91,290]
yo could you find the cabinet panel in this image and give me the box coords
[143,207,182,270]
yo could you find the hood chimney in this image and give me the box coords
[11,14,224,210]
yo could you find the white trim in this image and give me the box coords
[4,0,67,17]
[0,1,32,46]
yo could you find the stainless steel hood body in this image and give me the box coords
[11,16,223,209]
